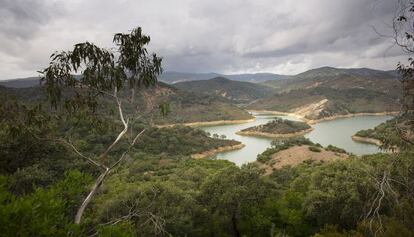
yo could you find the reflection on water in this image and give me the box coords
[199,114,392,166]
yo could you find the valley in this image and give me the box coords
[3,3,414,236]
[0,65,407,237]
[1,66,400,162]
[200,113,392,165]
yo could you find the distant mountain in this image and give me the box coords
[249,67,401,120]
[0,72,288,88]
[0,77,41,88]
[159,71,290,84]
[263,67,400,94]
[148,82,253,124]
[173,77,275,102]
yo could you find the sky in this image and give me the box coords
[0,0,409,80]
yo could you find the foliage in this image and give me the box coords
[39,27,162,112]
[0,171,91,237]
[241,117,311,134]
[135,125,239,156]
[355,118,397,141]
[355,116,414,151]
[325,145,347,154]
[174,76,275,102]
[309,146,322,152]
[248,87,399,120]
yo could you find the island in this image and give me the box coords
[236,118,313,138]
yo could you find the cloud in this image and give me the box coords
[0,0,407,79]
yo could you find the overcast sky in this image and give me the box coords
[0,0,408,80]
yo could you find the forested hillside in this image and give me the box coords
[248,67,400,120]
[263,67,399,94]
[247,87,399,120]
[0,82,252,125]
[174,77,275,102]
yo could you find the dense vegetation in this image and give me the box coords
[1,22,414,237]
[149,84,253,124]
[173,77,275,103]
[263,67,400,95]
[134,126,240,156]
[240,118,311,135]
[0,82,253,126]
[355,118,398,141]
[248,87,399,120]
[1,87,413,237]
[2,123,413,237]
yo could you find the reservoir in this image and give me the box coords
[200,114,393,166]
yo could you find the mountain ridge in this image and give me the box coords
[173,76,275,102]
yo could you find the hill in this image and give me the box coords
[249,67,401,120]
[0,82,253,126]
[0,76,41,88]
[159,71,289,83]
[263,67,400,94]
[0,72,288,88]
[173,77,275,102]
[137,82,254,125]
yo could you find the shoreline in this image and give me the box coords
[236,127,314,138]
[155,111,397,129]
[155,118,256,128]
[191,143,246,159]
[306,112,399,124]
[248,110,398,125]
[351,135,382,146]
[247,110,307,121]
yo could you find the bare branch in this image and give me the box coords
[75,128,146,224]
[98,87,129,160]
[58,139,108,170]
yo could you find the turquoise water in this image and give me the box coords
[200,114,393,166]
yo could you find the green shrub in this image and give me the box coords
[326,145,347,154]
[308,146,322,152]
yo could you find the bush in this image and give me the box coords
[326,145,347,154]
[308,146,322,152]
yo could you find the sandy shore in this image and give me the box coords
[155,118,256,128]
[248,110,398,125]
[306,112,399,124]
[236,127,314,138]
[351,135,382,146]
[191,143,245,159]
[248,110,307,121]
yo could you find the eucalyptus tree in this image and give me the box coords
[392,0,414,148]
[39,26,164,224]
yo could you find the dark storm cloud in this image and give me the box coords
[0,0,408,79]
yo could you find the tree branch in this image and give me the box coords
[58,139,108,170]
[74,128,146,224]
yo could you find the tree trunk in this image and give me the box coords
[74,168,109,224]
[231,214,241,237]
